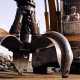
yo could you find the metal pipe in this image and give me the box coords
[54,0,61,12]
[42,31,73,78]
[44,0,50,32]
[48,0,58,31]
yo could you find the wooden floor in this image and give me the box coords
[0,72,80,80]
[0,72,62,80]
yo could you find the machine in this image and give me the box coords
[0,0,76,78]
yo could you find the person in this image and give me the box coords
[66,6,80,21]
[9,0,38,43]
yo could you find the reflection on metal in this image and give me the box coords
[42,31,73,78]
[54,0,61,12]
[44,0,50,32]
[48,0,61,32]
[48,0,57,31]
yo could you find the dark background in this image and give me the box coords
[64,0,80,15]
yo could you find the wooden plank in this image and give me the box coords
[0,72,62,80]
[65,34,80,41]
